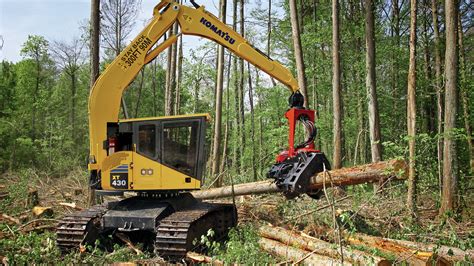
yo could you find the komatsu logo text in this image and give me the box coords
[200,17,235,45]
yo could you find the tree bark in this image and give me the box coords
[88,0,100,208]
[238,0,245,169]
[365,0,382,163]
[406,0,417,218]
[332,0,343,169]
[259,237,351,265]
[90,0,100,88]
[431,0,444,195]
[440,0,459,214]
[174,35,183,115]
[259,225,390,265]
[248,62,257,181]
[211,0,227,186]
[232,0,241,174]
[289,0,309,107]
[267,0,277,87]
[457,11,473,173]
[192,159,407,199]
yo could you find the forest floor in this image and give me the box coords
[0,169,473,265]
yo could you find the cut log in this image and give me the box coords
[346,232,437,266]
[59,202,83,210]
[186,252,224,265]
[193,159,406,199]
[259,237,351,265]
[367,236,473,263]
[259,225,390,266]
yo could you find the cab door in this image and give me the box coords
[131,121,162,189]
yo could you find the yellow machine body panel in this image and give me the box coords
[88,0,300,193]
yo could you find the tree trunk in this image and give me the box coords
[406,0,417,218]
[332,0,343,169]
[440,0,459,214]
[220,53,233,174]
[431,0,444,195]
[457,11,473,173]
[90,0,100,88]
[365,0,382,163]
[174,35,183,115]
[422,5,435,134]
[289,0,309,107]
[88,0,100,208]
[238,0,245,169]
[267,0,277,87]
[211,0,227,186]
[232,0,240,174]
[248,62,257,181]
[192,159,407,199]
[259,225,390,266]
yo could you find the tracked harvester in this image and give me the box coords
[56,0,329,259]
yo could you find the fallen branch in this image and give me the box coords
[193,159,406,200]
[16,218,59,231]
[1,213,21,225]
[259,237,351,265]
[259,225,390,266]
[115,232,143,255]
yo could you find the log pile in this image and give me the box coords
[192,159,407,200]
[259,225,391,265]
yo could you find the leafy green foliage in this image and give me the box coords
[216,225,275,264]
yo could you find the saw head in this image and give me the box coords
[267,107,330,199]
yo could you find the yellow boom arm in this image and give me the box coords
[88,0,300,170]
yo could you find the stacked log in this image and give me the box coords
[259,225,390,265]
[345,232,472,265]
[192,159,406,200]
[258,225,390,265]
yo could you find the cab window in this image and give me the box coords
[138,124,156,158]
[162,121,199,176]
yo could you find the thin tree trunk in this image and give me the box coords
[239,0,245,169]
[431,0,444,195]
[391,0,401,130]
[332,0,343,169]
[232,0,240,174]
[212,0,227,186]
[151,60,157,116]
[175,35,183,115]
[289,0,309,107]
[88,0,100,207]
[90,0,100,88]
[440,0,459,214]
[248,62,257,181]
[165,30,173,115]
[220,53,232,174]
[457,11,473,173]
[267,0,277,87]
[422,5,435,134]
[365,0,382,163]
[407,0,417,218]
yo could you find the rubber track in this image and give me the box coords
[154,202,236,258]
[56,204,107,251]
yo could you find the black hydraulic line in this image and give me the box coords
[190,0,200,8]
